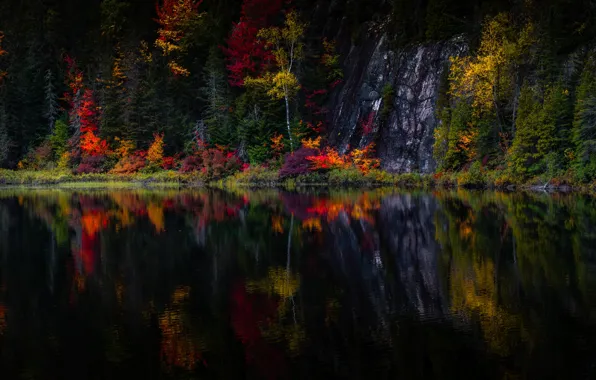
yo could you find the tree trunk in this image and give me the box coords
[284,94,294,152]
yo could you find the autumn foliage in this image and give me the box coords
[222,0,282,86]
[155,0,203,76]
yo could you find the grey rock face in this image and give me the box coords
[327,33,467,173]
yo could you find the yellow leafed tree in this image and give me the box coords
[244,11,306,151]
[449,13,535,133]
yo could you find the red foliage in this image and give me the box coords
[222,0,282,86]
[279,147,318,178]
[78,90,108,157]
[231,281,287,380]
[76,155,106,174]
[161,156,178,170]
[64,57,108,159]
[360,112,376,135]
[180,155,203,173]
[306,147,349,170]
[180,148,241,178]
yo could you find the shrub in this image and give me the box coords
[110,154,146,174]
[180,155,203,173]
[161,156,178,170]
[180,149,241,179]
[201,149,241,179]
[279,147,317,178]
[457,161,486,188]
[147,133,164,166]
[328,167,368,185]
[232,165,279,185]
[76,155,106,174]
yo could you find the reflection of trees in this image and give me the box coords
[1,189,596,378]
[435,190,596,377]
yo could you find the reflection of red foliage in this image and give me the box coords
[80,230,98,275]
[231,281,287,380]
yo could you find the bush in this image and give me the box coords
[19,140,54,170]
[328,167,368,185]
[179,149,241,179]
[231,165,279,185]
[76,155,106,174]
[457,161,486,188]
[110,155,146,174]
[279,147,317,178]
[180,155,203,173]
[295,171,327,184]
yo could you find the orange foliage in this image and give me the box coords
[271,215,284,234]
[306,147,349,170]
[350,143,380,174]
[301,136,322,150]
[271,133,285,158]
[155,0,203,76]
[302,218,322,232]
[81,211,110,236]
[148,133,165,165]
[160,286,205,370]
[147,203,165,233]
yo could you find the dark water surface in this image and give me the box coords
[0,188,596,379]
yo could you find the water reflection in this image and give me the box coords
[0,188,595,379]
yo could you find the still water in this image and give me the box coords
[0,188,595,379]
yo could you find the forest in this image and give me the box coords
[0,0,596,187]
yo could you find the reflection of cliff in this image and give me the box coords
[1,189,596,378]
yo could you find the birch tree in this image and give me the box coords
[244,11,305,151]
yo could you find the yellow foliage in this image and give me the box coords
[350,143,380,174]
[147,203,165,233]
[302,218,322,232]
[301,136,322,149]
[449,14,535,116]
[247,267,300,300]
[148,133,165,165]
[114,137,135,159]
[271,215,284,234]
[270,133,285,157]
[57,152,71,170]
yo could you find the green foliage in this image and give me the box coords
[381,84,394,120]
[456,161,486,188]
[443,101,477,171]
[509,83,571,178]
[50,119,69,157]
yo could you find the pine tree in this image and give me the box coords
[200,47,233,146]
[508,84,542,176]
[44,69,59,133]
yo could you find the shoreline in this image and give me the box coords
[0,169,593,193]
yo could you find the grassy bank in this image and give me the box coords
[2,168,595,192]
[0,169,203,188]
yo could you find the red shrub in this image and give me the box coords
[180,149,241,179]
[76,155,106,174]
[279,148,318,178]
[180,155,203,173]
[161,156,178,170]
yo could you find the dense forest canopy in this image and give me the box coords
[1,0,596,184]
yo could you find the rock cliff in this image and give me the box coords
[327,29,467,173]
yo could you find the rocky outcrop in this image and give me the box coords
[327,31,467,173]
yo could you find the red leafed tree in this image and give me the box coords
[78,89,108,157]
[222,0,283,86]
[64,56,107,158]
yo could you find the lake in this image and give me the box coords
[0,188,595,379]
